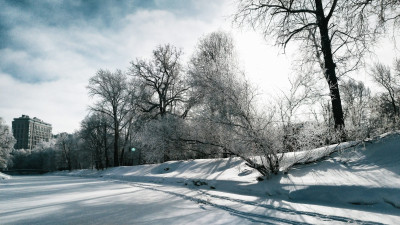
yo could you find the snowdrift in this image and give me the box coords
[0,172,11,181]
[274,132,400,209]
[52,132,400,211]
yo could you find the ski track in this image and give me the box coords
[106,178,384,225]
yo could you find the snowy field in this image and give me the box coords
[1,132,400,224]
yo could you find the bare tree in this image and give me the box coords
[276,73,323,151]
[370,60,400,123]
[129,44,189,162]
[119,110,137,165]
[56,133,75,171]
[340,79,371,139]
[130,44,188,119]
[31,140,57,171]
[87,69,133,167]
[234,0,400,137]
[80,114,112,169]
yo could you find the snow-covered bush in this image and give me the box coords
[10,132,88,171]
[11,142,57,171]
[0,118,15,169]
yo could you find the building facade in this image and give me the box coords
[12,115,52,150]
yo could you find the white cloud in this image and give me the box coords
[0,2,235,133]
[0,73,90,134]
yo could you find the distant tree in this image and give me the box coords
[130,44,189,119]
[10,149,32,170]
[137,115,188,163]
[31,140,57,171]
[234,0,400,137]
[371,61,400,121]
[56,133,76,171]
[87,69,133,167]
[340,79,372,139]
[276,73,322,151]
[10,140,58,171]
[80,114,112,169]
[0,118,15,169]
[130,44,189,162]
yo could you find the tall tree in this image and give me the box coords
[234,0,400,136]
[87,69,132,167]
[130,44,188,119]
[188,31,280,176]
[130,44,189,162]
[80,114,112,169]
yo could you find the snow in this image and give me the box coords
[1,132,400,224]
[0,172,11,181]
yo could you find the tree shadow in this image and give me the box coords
[287,184,400,215]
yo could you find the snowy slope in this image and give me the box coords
[51,132,400,224]
[270,132,400,208]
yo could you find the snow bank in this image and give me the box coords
[52,157,260,193]
[279,140,360,171]
[274,132,400,209]
[0,172,11,181]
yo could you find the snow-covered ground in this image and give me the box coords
[0,172,11,180]
[1,132,400,224]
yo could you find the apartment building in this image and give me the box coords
[12,115,52,149]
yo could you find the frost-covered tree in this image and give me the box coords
[10,149,33,170]
[341,79,372,139]
[87,69,133,167]
[31,140,57,171]
[129,44,190,162]
[11,140,58,171]
[130,44,189,119]
[234,0,400,136]
[55,132,82,171]
[80,114,112,169]
[276,73,323,152]
[136,115,187,163]
[188,31,280,176]
[371,61,400,122]
[0,118,15,169]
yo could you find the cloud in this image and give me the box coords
[0,72,90,134]
[0,0,234,133]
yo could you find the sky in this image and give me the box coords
[0,0,398,134]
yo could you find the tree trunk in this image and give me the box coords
[120,124,132,166]
[315,0,346,140]
[120,147,125,166]
[104,123,109,168]
[389,93,398,123]
[96,147,103,170]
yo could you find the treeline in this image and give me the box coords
[1,31,399,176]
